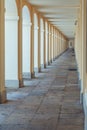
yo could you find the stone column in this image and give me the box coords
[54,28,56,59]
[56,31,57,56]
[37,14,41,72]
[59,33,61,54]
[58,33,60,55]
[52,26,54,61]
[81,0,87,129]
[55,30,57,58]
[48,23,50,65]
[54,30,56,58]
[49,24,51,64]
[81,0,86,93]
[44,20,46,68]
[0,0,6,103]
[57,31,58,57]
[18,0,23,87]
[47,22,49,65]
[53,27,55,60]
[30,7,35,78]
[59,33,61,55]
[50,26,52,63]
[61,35,63,52]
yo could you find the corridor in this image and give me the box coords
[0,49,84,130]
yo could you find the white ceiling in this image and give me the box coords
[27,0,80,39]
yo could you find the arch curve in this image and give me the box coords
[5,0,18,16]
[22,5,31,78]
[22,5,31,22]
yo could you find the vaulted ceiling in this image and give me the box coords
[27,0,81,39]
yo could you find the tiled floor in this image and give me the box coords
[0,49,84,130]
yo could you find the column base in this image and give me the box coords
[55,56,58,59]
[37,67,41,72]
[0,90,7,104]
[46,62,48,66]
[41,64,46,69]
[44,64,46,68]
[5,80,20,88]
[19,79,24,88]
[48,61,51,65]
[50,59,52,63]
[23,72,32,79]
[41,64,44,69]
[31,71,35,78]
[38,67,41,72]
[52,59,54,62]
[23,72,36,79]
[34,67,41,73]
[57,55,59,58]
[53,58,56,61]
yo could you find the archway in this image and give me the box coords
[40,18,44,68]
[46,22,49,65]
[22,6,31,79]
[34,13,38,72]
[5,0,19,88]
[52,28,54,61]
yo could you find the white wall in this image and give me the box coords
[22,24,30,73]
[34,29,38,68]
[41,31,44,65]
[5,0,19,88]
[22,6,31,75]
[5,0,18,16]
[5,19,18,80]
[34,14,38,69]
[46,23,48,64]
[52,34,54,60]
[46,33,48,63]
[40,19,44,65]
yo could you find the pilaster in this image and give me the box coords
[0,0,6,103]
[47,23,50,65]
[50,26,52,63]
[44,20,46,68]
[53,28,55,60]
[37,14,41,72]
[18,0,24,87]
[30,7,35,78]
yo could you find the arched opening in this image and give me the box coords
[22,6,31,79]
[40,18,44,68]
[34,13,38,72]
[46,22,49,65]
[5,0,19,88]
[49,26,51,63]
[52,28,54,61]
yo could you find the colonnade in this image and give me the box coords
[74,0,87,129]
[75,0,86,102]
[0,0,68,103]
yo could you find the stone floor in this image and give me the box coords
[0,49,84,130]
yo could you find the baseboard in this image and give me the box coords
[5,80,19,88]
